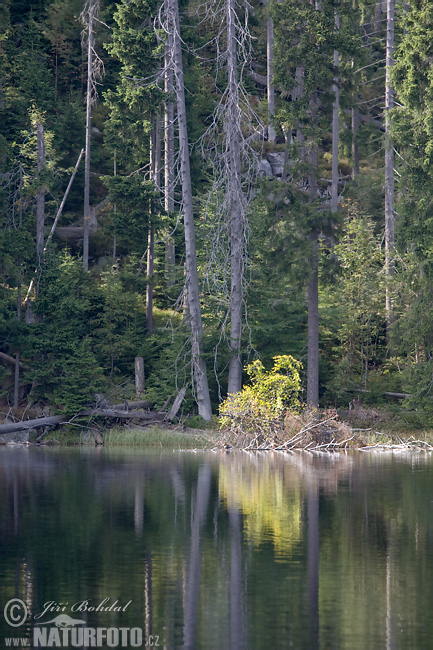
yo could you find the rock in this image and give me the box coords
[258,158,273,178]
[266,152,285,177]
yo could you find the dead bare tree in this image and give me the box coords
[385,0,395,334]
[36,122,46,263]
[157,0,213,419]
[197,0,262,396]
[80,0,103,271]
[164,35,176,286]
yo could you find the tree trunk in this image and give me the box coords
[306,86,320,410]
[227,0,244,396]
[307,239,319,409]
[331,14,339,213]
[36,122,46,261]
[266,14,276,143]
[164,34,176,287]
[385,0,395,333]
[83,0,94,272]
[14,164,23,410]
[146,225,154,333]
[147,118,161,334]
[351,107,360,178]
[171,0,212,419]
[135,356,145,395]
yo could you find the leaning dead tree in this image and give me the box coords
[157,0,213,420]
[197,0,262,396]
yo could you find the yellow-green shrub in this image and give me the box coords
[219,355,302,438]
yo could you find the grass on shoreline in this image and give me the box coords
[101,426,216,448]
[14,405,433,451]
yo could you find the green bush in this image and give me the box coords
[219,355,302,435]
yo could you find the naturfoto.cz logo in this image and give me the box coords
[3,599,160,648]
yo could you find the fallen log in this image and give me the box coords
[0,415,64,434]
[0,406,164,435]
[81,409,165,420]
[110,400,153,411]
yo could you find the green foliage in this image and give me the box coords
[325,204,385,401]
[23,252,104,413]
[219,355,302,433]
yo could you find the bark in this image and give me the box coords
[171,0,212,420]
[385,0,395,333]
[135,356,145,395]
[0,416,64,434]
[14,164,23,409]
[351,107,360,178]
[227,0,244,396]
[307,239,319,409]
[113,150,117,263]
[266,14,276,143]
[331,14,339,213]
[306,87,320,410]
[146,224,154,333]
[166,386,186,421]
[147,118,161,334]
[164,34,176,287]
[36,122,46,261]
[83,0,94,272]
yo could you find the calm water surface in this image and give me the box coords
[1,447,433,649]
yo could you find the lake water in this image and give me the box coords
[1,447,433,649]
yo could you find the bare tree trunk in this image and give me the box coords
[227,0,244,396]
[385,0,395,333]
[146,225,154,333]
[36,122,46,261]
[165,36,176,287]
[171,0,212,419]
[147,118,161,334]
[331,14,339,213]
[14,165,23,410]
[266,13,276,143]
[135,356,145,396]
[83,0,94,272]
[306,85,320,410]
[351,107,360,178]
[307,239,319,409]
[113,150,117,263]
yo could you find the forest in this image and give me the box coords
[1,0,432,426]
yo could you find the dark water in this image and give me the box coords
[1,447,433,649]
